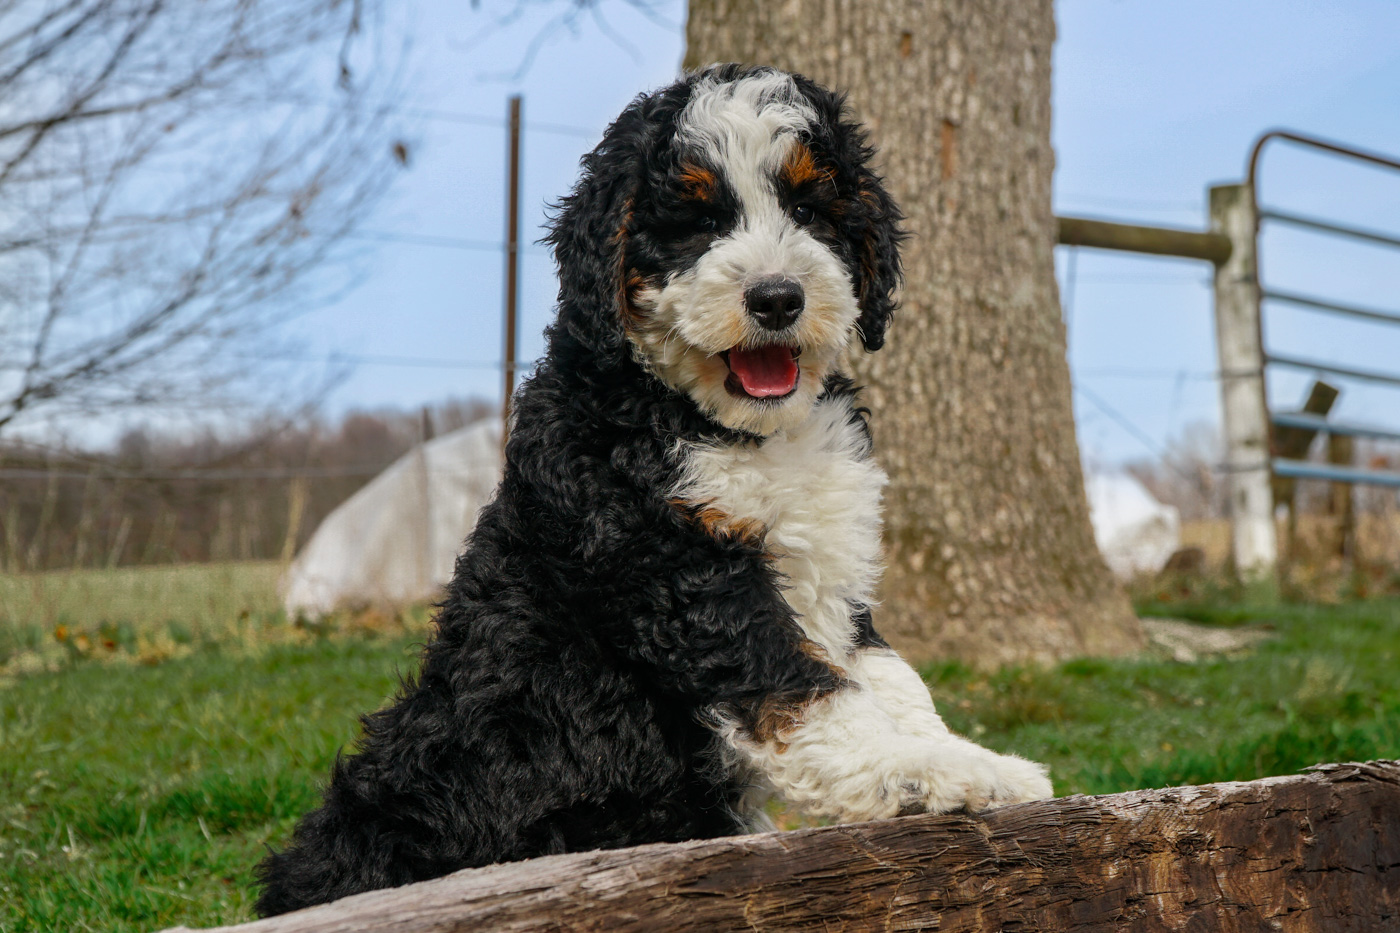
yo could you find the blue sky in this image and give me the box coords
[289,0,1400,467]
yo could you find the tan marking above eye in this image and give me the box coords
[678,163,718,202]
[779,142,836,190]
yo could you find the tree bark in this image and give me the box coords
[170,761,1400,932]
[683,0,1143,665]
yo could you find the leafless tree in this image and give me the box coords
[0,0,399,435]
[461,0,679,80]
[1126,421,1227,522]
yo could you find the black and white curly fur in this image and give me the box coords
[254,64,1052,916]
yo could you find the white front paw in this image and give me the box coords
[967,751,1053,810]
[722,681,1054,824]
[889,745,1052,816]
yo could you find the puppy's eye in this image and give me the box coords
[695,215,718,233]
[792,204,815,226]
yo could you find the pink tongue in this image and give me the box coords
[727,346,798,397]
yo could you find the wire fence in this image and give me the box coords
[0,402,494,573]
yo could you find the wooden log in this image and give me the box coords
[171,761,1400,933]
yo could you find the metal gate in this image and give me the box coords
[1055,129,1400,579]
[1250,131,1400,490]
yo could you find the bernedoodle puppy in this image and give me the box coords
[255,64,1052,916]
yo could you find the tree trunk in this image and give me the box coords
[683,0,1143,665]
[168,761,1400,932]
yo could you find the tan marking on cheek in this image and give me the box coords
[679,162,718,203]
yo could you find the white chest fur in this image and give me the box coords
[682,398,1054,824]
[674,397,887,661]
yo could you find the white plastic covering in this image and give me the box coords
[282,419,503,615]
[1085,470,1181,579]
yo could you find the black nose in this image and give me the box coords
[744,276,804,331]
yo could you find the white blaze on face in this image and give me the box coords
[677,70,815,221]
[628,71,862,437]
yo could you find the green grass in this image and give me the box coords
[1,564,1398,931]
[924,598,1400,794]
[1,634,423,932]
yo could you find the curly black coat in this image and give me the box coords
[254,65,902,916]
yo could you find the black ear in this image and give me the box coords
[544,79,700,360]
[543,118,646,359]
[851,170,903,352]
[798,77,905,353]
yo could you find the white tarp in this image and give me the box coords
[282,419,503,615]
[1085,470,1181,579]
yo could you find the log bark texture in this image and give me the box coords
[174,761,1400,932]
[682,0,1144,666]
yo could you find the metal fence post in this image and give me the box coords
[1210,183,1277,580]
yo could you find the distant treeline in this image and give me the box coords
[0,399,493,573]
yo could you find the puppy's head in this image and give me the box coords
[548,65,903,436]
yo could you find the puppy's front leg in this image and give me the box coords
[852,648,1054,811]
[720,651,1052,823]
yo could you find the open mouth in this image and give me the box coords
[721,345,801,400]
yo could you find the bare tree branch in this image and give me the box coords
[0,0,400,435]
[462,0,677,81]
